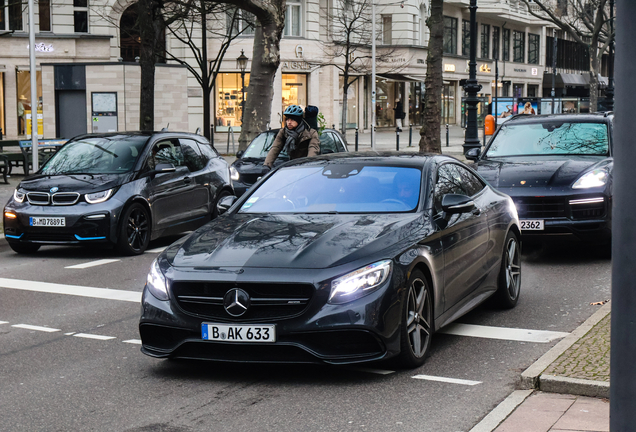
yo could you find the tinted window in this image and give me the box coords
[197,141,219,160]
[334,134,346,152]
[240,165,422,214]
[456,165,485,196]
[486,122,609,157]
[179,139,206,171]
[41,135,148,175]
[433,164,483,213]
[320,133,338,154]
[242,131,284,158]
[151,139,186,169]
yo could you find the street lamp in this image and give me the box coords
[236,49,249,122]
[462,0,482,155]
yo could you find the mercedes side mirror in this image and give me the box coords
[217,195,238,216]
[441,194,475,215]
[465,148,481,161]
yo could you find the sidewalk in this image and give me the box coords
[471,302,611,432]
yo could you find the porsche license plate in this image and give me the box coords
[202,323,276,343]
[520,219,544,230]
[30,216,66,227]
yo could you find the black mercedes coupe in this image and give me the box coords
[139,153,521,368]
[468,113,613,244]
[3,132,233,255]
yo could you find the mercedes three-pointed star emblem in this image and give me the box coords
[223,288,251,317]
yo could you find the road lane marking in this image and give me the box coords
[146,246,167,253]
[65,259,121,269]
[73,333,116,340]
[0,277,141,303]
[439,323,569,343]
[0,321,8,325]
[123,339,142,344]
[12,324,60,332]
[412,374,482,386]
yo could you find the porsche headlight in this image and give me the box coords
[230,166,240,181]
[14,189,25,203]
[572,169,608,189]
[329,260,392,304]
[85,188,114,204]
[146,259,169,301]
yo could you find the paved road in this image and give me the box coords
[0,228,611,432]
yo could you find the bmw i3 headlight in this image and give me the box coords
[572,169,608,189]
[146,259,169,301]
[85,188,114,204]
[329,260,392,304]
[13,189,25,203]
[230,166,240,181]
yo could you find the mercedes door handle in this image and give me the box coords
[183,177,192,184]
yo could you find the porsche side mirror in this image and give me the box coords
[441,194,475,214]
[217,195,238,215]
[236,150,245,159]
[465,148,481,161]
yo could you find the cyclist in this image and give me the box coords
[264,105,320,170]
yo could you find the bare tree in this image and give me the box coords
[418,0,442,153]
[520,0,613,112]
[318,0,401,136]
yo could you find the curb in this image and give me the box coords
[519,301,611,390]
[539,375,610,399]
[468,390,534,432]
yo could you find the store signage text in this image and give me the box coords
[282,61,311,70]
[532,67,538,76]
[27,43,54,53]
[444,64,456,72]
[479,63,491,73]
[295,45,304,58]
[514,68,527,73]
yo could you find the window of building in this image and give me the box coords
[227,9,255,36]
[528,33,540,64]
[38,0,51,32]
[5,0,24,31]
[492,26,500,60]
[503,28,510,61]
[74,0,88,33]
[420,3,429,45]
[462,20,470,56]
[557,0,568,16]
[413,15,418,45]
[443,16,457,55]
[513,83,524,98]
[0,73,4,136]
[528,85,539,97]
[480,24,490,59]
[382,15,392,44]
[216,72,250,131]
[282,74,307,113]
[16,70,43,136]
[284,0,302,37]
[513,30,525,63]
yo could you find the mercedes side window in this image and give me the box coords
[433,164,465,214]
[454,165,485,197]
[179,139,206,172]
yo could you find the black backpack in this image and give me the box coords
[305,105,319,130]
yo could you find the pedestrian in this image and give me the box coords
[17,95,28,135]
[394,98,405,132]
[263,105,320,170]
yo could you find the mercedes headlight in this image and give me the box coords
[230,166,240,181]
[329,260,392,304]
[146,259,169,301]
[85,188,114,204]
[13,189,25,203]
[572,169,608,189]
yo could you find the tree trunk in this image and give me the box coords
[137,0,162,131]
[589,49,599,112]
[419,0,443,153]
[238,15,284,151]
[201,5,211,140]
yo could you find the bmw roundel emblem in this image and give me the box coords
[50,187,59,193]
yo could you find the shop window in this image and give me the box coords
[461,20,470,56]
[38,0,51,32]
[339,76,358,129]
[503,28,510,61]
[74,0,88,33]
[492,26,500,60]
[480,24,490,59]
[216,72,250,131]
[382,15,392,45]
[0,73,5,136]
[282,74,307,114]
[284,0,302,37]
[513,83,524,98]
[443,16,457,55]
[528,85,539,97]
[528,33,540,64]
[513,30,525,63]
[16,70,43,137]
[227,8,255,36]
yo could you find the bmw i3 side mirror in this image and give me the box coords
[217,195,238,215]
[441,194,475,215]
[465,148,481,161]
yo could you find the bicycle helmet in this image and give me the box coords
[284,105,304,117]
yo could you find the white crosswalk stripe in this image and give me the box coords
[12,324,60,332]
[438,323,569,343]
[73,333,116,340]
[65,259,121,269]
[412,374,482,386]
[0,277,141,303]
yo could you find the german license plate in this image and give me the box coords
[202,323,276,343]
[520,219,544,230]
[30,216,66,227]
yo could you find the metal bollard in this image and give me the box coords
[210,126,214,146]
[355,127,359,152]
[396,127,400,151]
[408,125,413,147]
[446,124,449,147]
[332,124,335,130]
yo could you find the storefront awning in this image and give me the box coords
[560,73,588,86]
[376,74,425,82]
